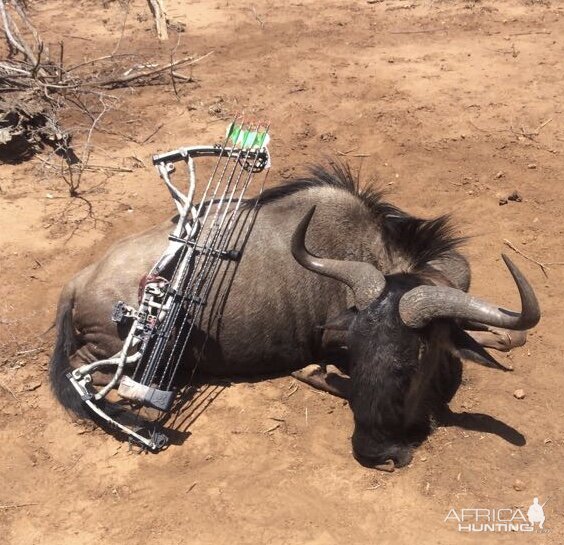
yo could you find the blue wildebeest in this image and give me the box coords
[50,163,540,469]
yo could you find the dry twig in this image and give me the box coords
[250,6,265,28]
[96,52,213,88]
[389,28,446,34]
[0,503,37,510]
[503,239,564,278]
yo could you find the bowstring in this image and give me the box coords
[160,123,267,388]
[182,157,271,392]
[138,118,248,385]
[133,114,239,382]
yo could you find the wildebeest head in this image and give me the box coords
[292,206,540,469]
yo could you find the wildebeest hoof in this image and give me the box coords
[466,328,527,352]
[325,364,347,378]
[292,364,323,380]
[374,459,395,472]
[292,364,350,399]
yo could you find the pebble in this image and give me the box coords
[513,479,526,491]
[513,388,526,399]
[508,190,522,202]
[499,190,522,205]
[527,163,537,169]
[495,171,504,179]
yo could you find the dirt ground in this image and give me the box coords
[1,0,563,543]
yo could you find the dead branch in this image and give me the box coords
[112,0,130,55]
[65,53,137,73]
[1,1,211,163]
[503,239,555,278]
[0,1,212,238]
[36,157,134,173]
[141,122,164,144]
[82,164,133,173]
[59,97,112,196]
[0,503,36,510]
[509,30,551,36]
[0,0,46,75]
[250,6,265,28]
[536,118,553,133]
[389,28,446,34]
[95,52,213,88]
[147,0,168,41]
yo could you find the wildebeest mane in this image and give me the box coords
[247,161,465,271]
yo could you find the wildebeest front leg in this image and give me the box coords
[291,364,351,399]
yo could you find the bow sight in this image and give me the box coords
[67,118,271,450]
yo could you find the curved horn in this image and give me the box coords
[291,206,386,310]
[399,254,540,330]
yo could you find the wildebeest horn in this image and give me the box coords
[399,254,540,330]
[292,206,386,309]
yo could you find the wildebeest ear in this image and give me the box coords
[318,307,358,331]
[449,326,512,372]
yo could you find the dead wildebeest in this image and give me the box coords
[50,163,540,469]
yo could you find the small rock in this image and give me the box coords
[513,388,526,399]
[508,190,522,202]
[499,191,522,205]
[513,479,526,491]
[495,171,504,179]
[527,163,537,169]
[319,132,336,142]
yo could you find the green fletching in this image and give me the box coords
[227,123,269,149]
